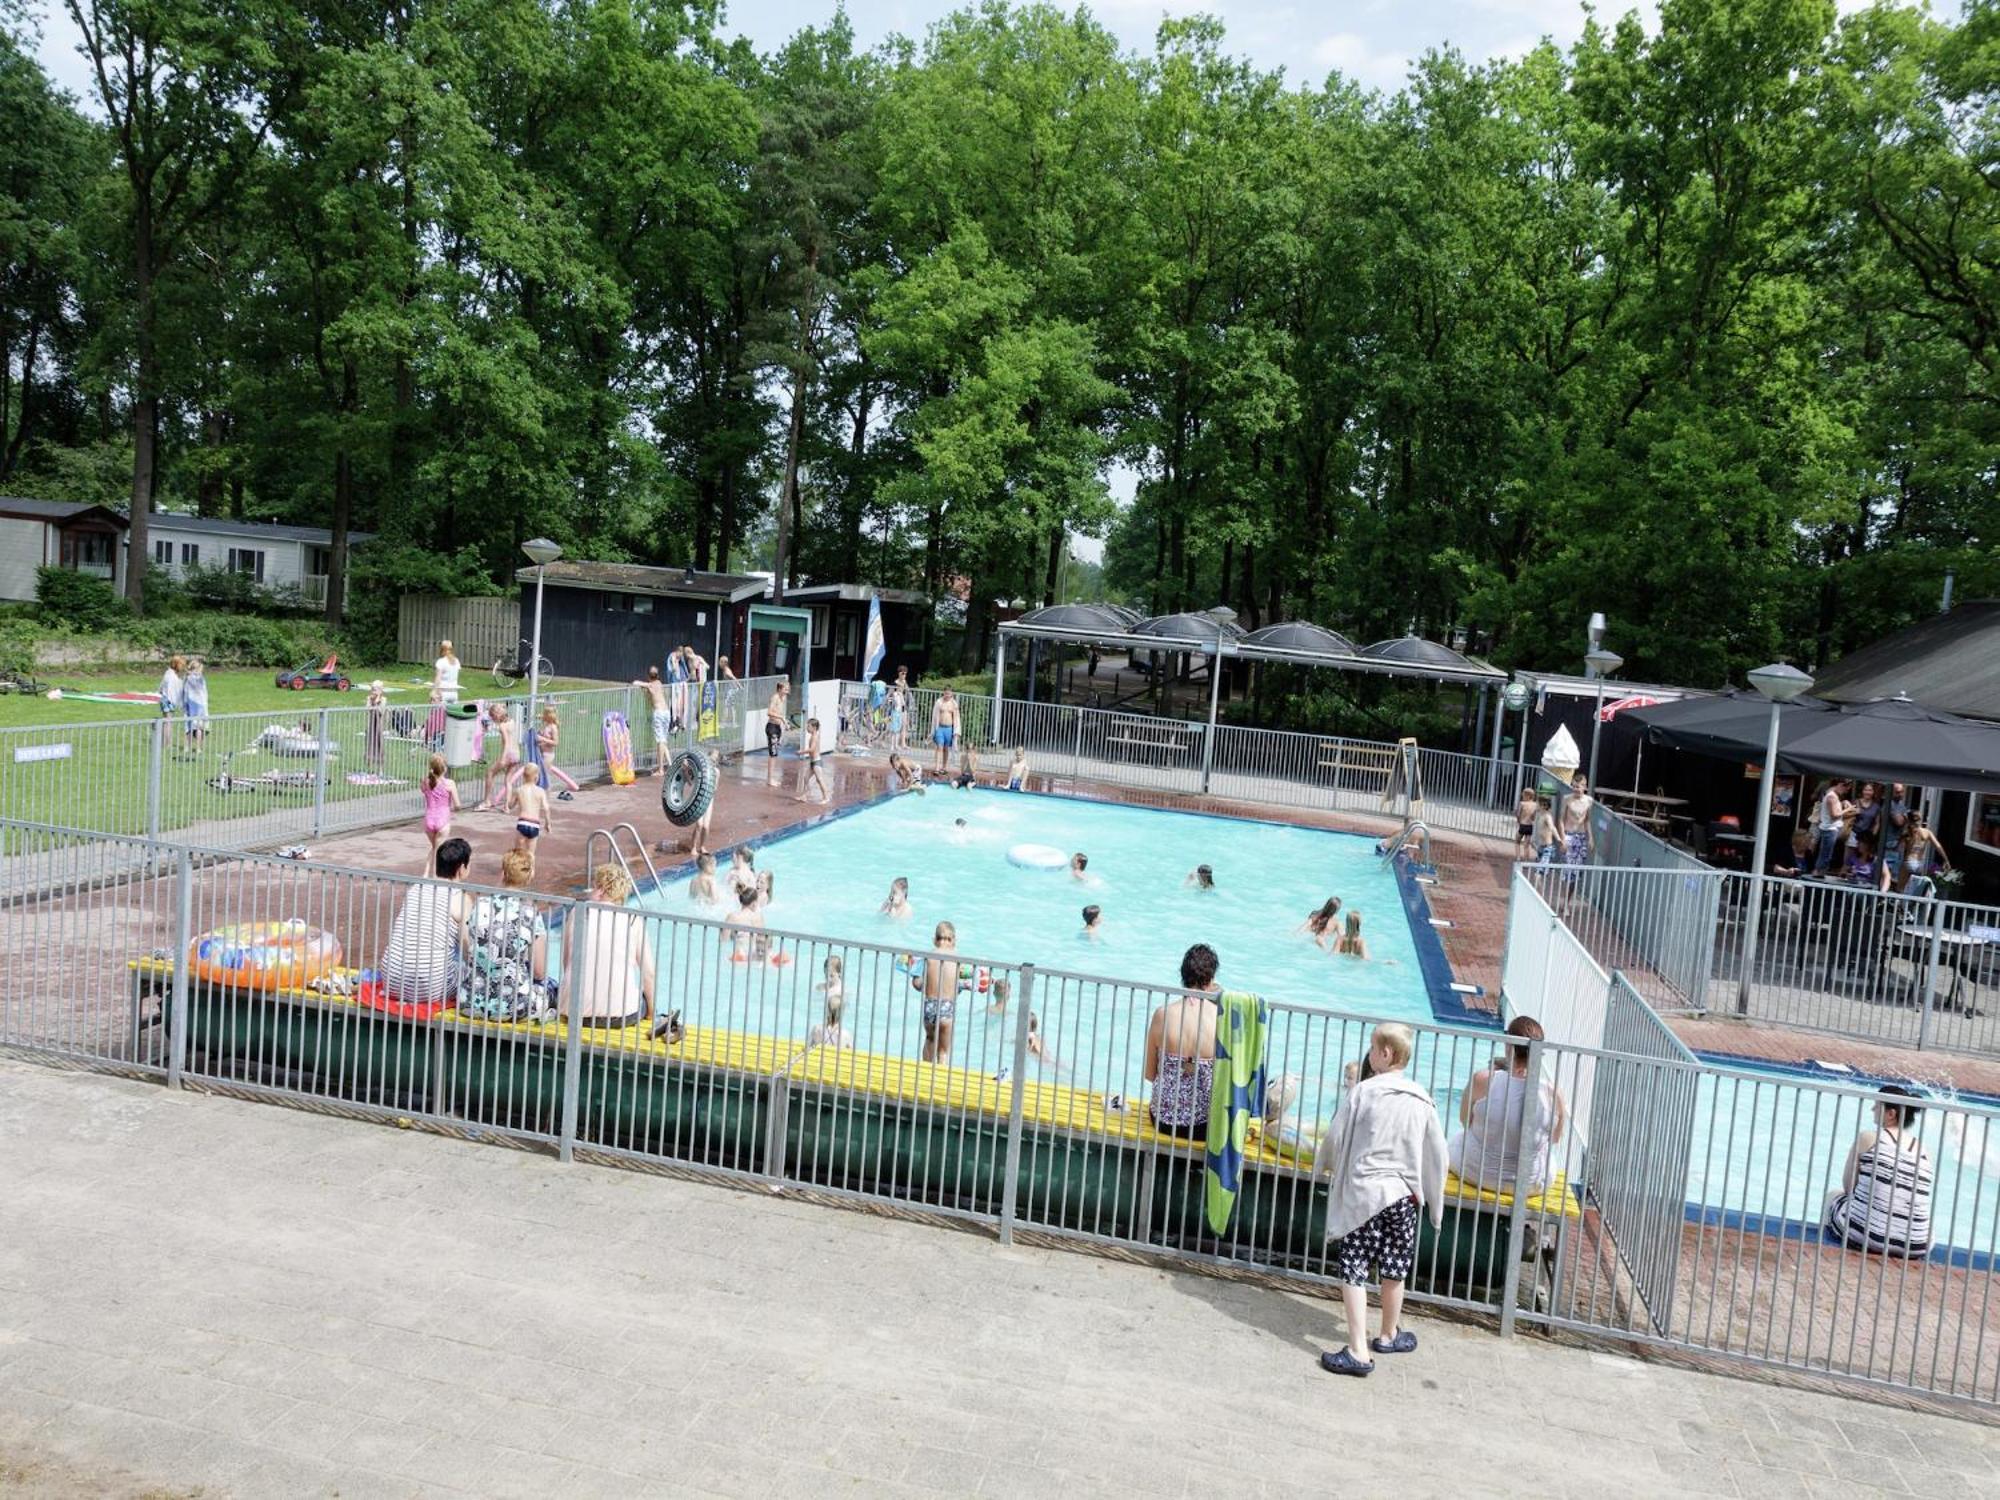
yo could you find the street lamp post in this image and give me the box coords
[1583,646,1623,790]
[521,538,562,746]
[1736,661,1815,1014]
[1503,679,1531,806]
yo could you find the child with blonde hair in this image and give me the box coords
[419,754,461,875]
[1312,1023,1446,1378]
[536,705,579,797]
[808,956,850,1049]
[507,763,551,855]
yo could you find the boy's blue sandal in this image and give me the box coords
[1319,1348,1374,1377]
[1370,1331,1418,1355]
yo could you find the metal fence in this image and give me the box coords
[9,819,1993,1408]
[1591,974,1699,1334]
[0,677,784,897]
[861,683,1517,839]
[1506,859,2000,1058]
[1520,861,1722,1014]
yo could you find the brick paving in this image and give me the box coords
[5,1059,1997,1500]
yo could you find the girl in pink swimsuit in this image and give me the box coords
[420,754,461,876]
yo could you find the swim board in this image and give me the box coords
[604,711,637,785]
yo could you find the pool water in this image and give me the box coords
[641,788,1439,1023]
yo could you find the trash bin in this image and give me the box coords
[443,703,484,768]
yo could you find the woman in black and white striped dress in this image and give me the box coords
[1825,1084,1934,1258]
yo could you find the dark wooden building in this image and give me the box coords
[782,583,934,683]
[514,561,767,684]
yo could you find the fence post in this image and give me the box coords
[558,905,589,1162]
[146,719,164,843]
[312,708,330,838]
[1072,708,1084,781]
[167,847,193,1087]
[1916,899,1948,1050]
[1497,1033,1546,1335]
[998,964,1037,1246]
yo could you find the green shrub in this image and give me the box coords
[180,563,268,613]
[35,566,129,630]
[0,619,40,677]
[125,612,350,668]
[344,543,500,662]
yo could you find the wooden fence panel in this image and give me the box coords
[397,595,518,666]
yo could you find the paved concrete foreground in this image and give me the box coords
[2,1061,1996,1500]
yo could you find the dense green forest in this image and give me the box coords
[3,0,1998,681]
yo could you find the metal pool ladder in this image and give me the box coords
[1378,819,1438,882]
[585,822,661,894]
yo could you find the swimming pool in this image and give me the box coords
[642,788,1444,1023]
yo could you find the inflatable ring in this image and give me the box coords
[661,749,719,827]
[188,919,342,990]
[1007,842,1067,871]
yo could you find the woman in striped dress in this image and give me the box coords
[1824,1084,1934,1258]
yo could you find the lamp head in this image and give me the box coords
[1584,647,1623,680]
[522,538,562,568]
[1503,681,1531,713]
[1747,661,1814,704]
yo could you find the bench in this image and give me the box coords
[1102,733,1190,755]
[1318,741,1398,792]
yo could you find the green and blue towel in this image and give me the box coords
[1205,990,1269,1236]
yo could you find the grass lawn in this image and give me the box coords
[0,667,628,848]
[0,666,602,729]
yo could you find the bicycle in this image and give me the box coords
[0,667,47,696]
[492,639,554,688]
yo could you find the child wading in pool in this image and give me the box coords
[809,957,850,1049]
[1006,746,1029,791]
[507,764,551,857]
[722,885,766,961]
[881,877,911,919]
[916,920,961,1063]
[419,754,462,876]
[1333,910,1368,959]
[689,853,720,907]
[1311,1022,1447,1379]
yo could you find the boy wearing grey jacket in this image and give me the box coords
[1310,1022,1448,1376]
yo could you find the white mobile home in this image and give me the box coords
[144,516,374,609]
[0,498,131,601]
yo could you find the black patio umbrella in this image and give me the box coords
[1241,621,1359,658]
[1625,691,2000,795]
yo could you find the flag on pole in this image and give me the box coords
[862,592,886,680]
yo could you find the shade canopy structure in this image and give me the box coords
[1011,603,1131,634]
[1362,635,1484,672]
[1130,611,1247,645]
[1624,691,2000,795]
[1242,621,1358,657]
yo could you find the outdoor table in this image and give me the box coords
[1895,923,1993,1014]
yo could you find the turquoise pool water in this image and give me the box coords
[641,788,1439,1022]
[622,789,1999,1256]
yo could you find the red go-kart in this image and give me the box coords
[275,656,353,692]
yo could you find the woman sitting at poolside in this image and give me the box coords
[1298,897,1342,948]
[1825,1084,1934,1258]
[1447,1016,1567,1192]
[569,864,656,1029]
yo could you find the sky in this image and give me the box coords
[29,0,1650,114]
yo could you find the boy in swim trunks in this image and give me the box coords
[1515,788,1538,861]
[1006,746,1028,791]
[794,716,829,804]
[506,763,550,856]
[765,680,790,786]
[917,920,961,1063]
[633,666,672,777]
[930,687,960,773]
